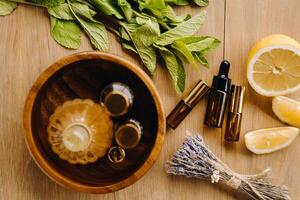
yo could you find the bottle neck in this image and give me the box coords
[212,75,231,93]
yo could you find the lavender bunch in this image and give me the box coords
[166,133,290,200]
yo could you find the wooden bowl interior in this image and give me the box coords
[31,58,158,186]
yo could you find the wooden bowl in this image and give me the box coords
[23,52,165,193]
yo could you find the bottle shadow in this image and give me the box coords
[246,83,278,121]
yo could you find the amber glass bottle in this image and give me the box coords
[108,146,126,163]
[167,80,210,129]
[204,60,231,128]
[100,82,134,117]
[225,85,245,142]
[115,119,143,149]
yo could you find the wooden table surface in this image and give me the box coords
[1,0,300,199]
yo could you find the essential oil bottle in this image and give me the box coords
[107,146,126,163]
[100,82,134,117]
[167,80,210,129]
[204,60,231,128]
[115,119,143,149]
[225,85,245,142]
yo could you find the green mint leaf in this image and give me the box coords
[193,52,209,68]
[119,27,131,41]
[48,2,97,21]
[68,1,109,51]
[172,40,197,68]
[48,1,96,21]
[178,36,220,53]
[138,0,165,11]
[71,2,97,22]
[136,16,150,25]
[188,37,220,53]
[28,0,65,7]
[0,0,17,16]
[89,0,123,19]
[176,35,208,44]
[193,0,209,6]
[121,40,138,54]
[75,17,108,51]
[138,1,188,25]
[48,3,74,20]
[117,0,133,21]
[122,20,160,74]
[134,13,157,25]
[157,20,171,30]
[157,45,185,93]
[165,0,189,6]
[155,11,207,46]
[70,0,95,9]
[50,16,81,49]
[159,5,189,23]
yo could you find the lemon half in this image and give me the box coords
[245,127,299,154]
[247,34,300,96]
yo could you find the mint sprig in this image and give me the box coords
[0,0,219,93]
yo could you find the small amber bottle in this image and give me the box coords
[100,82,134,117]
[204,61,231,128]
[108,146,126,163]
[167,80,210,129]
[115,119,143,149]
[225,85,245,142]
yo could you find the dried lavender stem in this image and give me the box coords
[166,133,290,200]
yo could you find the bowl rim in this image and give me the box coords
[23,51,166,193]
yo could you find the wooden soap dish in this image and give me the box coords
[23,52,165,193]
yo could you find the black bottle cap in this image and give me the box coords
[219,60,230,76]
[212,60,231,93]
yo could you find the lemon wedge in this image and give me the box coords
[272,96,300,128]
[247,34,300,96]
[245,127,299,154]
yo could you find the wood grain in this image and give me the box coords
[0,0,299,199]
[223,1,300,199]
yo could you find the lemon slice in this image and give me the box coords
[247,34,300,96]
[245,127,299,154]
[272,96,300,128]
